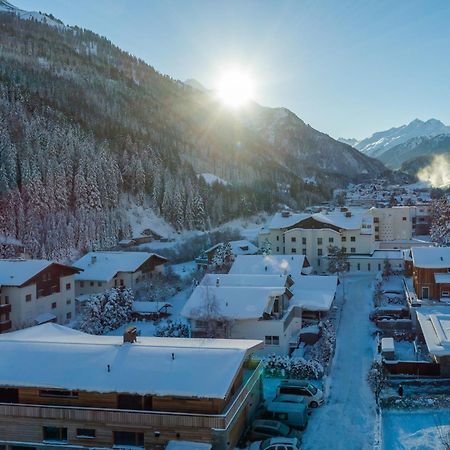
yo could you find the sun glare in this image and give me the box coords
[216,69,255,108]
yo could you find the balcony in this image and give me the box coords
[0,304,11,314]
[0,320,12,333]
[0,362,263,431]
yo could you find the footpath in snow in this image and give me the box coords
[302,275,377,450]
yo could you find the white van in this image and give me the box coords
[264,400,309,430]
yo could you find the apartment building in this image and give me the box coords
[0,324,263,450]
[181,273,301,355]
[411,247,450,300]
[73,252,167,296]
[258,209,375,270]
[368,206,414,241]
[0,260,81,333]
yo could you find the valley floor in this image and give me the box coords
[302,275,377,450]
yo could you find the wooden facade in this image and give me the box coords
[413,266,450,300]
[0,363,262,450]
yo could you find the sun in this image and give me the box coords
[216,69,255,108]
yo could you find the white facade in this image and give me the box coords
[369,207,413,241]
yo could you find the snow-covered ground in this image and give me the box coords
[302,275,377,450]
[382,409,450,450]
[107,287,192,338]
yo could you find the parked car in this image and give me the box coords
[249,437,301,450]
[276,380,324,408]
[264,399,309,430]
[248,420,302,442]
[369,306,409,321]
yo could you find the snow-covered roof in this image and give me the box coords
[74,251,167,281]
[132,301,172,313]
[229,255,306,276]
[266,208,372,231]
[381,337,395,353]
[416,308,450,357]
[411,247,450,269]
[267,212,310,230]
[35,312,56,325]
[0,323,262,399]
[200,273,288,288]
[290,276,338,312]
[434,273,450,284]
[0,259,79,287]
[181,285,286,321]
[204,240,258,256]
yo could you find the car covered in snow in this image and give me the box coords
[249,437,301,450]
[248,420,302,442]
[369,305,409,321]
[276,380,324,408]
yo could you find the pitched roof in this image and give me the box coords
[181,285,286,320]
[290,275,338,312]
[229,255,306,276]
[0,323,262,399]
[73,251,167,281]
[411,247,450,269]
[0,259,80,287]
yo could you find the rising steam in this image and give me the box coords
[417,154,450,188]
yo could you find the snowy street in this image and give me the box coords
[303,275,377,450]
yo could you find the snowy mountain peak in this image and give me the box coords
[355,118,450,159]
[0,0,65,28]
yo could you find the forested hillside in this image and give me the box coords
[0,11,385,260]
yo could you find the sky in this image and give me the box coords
[13,0,450,140]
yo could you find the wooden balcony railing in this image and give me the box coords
[0,363,263,431]
[0,320,12,332]
[0,303,11,314]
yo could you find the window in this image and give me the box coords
[90,281,94,287]
[402,217,407,221]
[51,302,57,309]
[120,279,125,287]
[302,248,307,255]
[25,294,32,302]
[291,237,296,242]
[302,237,306,245]
[342,236,347,242]
[318,249,323,256]
[66,299,71,305]
[318,259,321,266]
[65,283,71,290]
[276,235,280,241]
[291,248,297,253]
[66,312,72,320]
[368,263,371,271]
[422,286,430,299]
[342,247,347,253]
[350,236,356,242]
[43,427,67,442]
[265,336,280,346]
[317,238,323,245]
[442,291,450,297]
[80,281,84,288]
[329,237,334,243]
[40,389,78,398]
[76,428,96,439]
[378,264,381,271]
[276,247,280,252]
[4,296,9,304]
[113,431,144,446]
[357,263,361,271]
[375,226,379,232]
[351,247,356,253]
[98,281,102,287]
[374,217,379,223]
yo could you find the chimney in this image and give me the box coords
[123,326,137,344]
[91,255,97,264]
